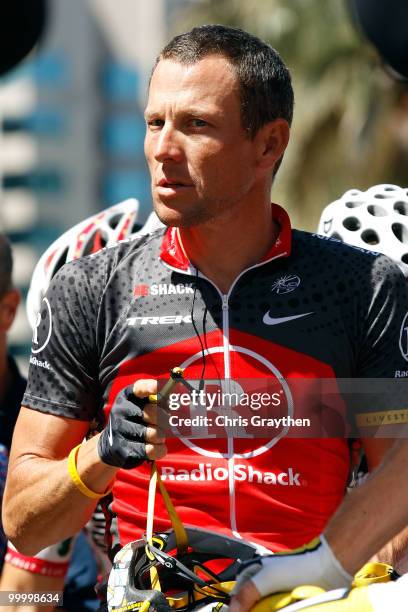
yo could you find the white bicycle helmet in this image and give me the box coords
[317,184,408,278]
[26,199,163,329]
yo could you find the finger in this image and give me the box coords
[145,425,166,444]
[133,379,157,398]
[145,443,167,461]
[143,405,169,428]
[229,580,261,612]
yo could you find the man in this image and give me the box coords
[3,24,408,589]
[0,233,100,611]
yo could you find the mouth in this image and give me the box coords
[155,178,194,198]
[157,178,192,189]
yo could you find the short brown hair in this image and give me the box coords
[155,24,294,139]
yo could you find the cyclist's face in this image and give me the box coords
[144,56,261,227]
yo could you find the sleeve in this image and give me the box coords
[22,256,106,421]
[357,254,408,377]
[352,254,408,429]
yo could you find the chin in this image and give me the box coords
[153,201,209,228]
[154,207,184,228]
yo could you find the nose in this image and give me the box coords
[154,123,183,163]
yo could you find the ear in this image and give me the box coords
[255,118,290,173]
[0,288,20,332]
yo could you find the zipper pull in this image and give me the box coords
[222,294,228,310]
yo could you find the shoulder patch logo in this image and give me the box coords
[271,275,301,295]
[399,312,408,362]
[32,297,53,354]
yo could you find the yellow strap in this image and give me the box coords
[147,464,161,590]
[353,562,394,587]
[155,464,189,554]
[67,444,114,500]
[144,369,189,592]
[146,462,189,590]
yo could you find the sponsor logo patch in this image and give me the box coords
[127,315,192,326]
[160,463,302,486]
[32,297,53,354]
[134,283,194,298]
[271,275,301,295]
[263,311,313,326]
[29,355,53,370]
[399,312,408,362]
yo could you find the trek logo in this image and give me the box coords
[134,283,194,298]
[263,311,314,326]
[29,355,52,370]
[160,464,302,486]
[127,315,192,326]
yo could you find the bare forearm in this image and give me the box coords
[3,434,117,555]
[325,439,408,574]
[369,525,408,573]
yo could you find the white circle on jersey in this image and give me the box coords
[32,297,53,354]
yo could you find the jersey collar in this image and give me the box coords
[159,203,292,272]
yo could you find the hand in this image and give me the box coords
[229,536,352,612]
[97,379,168,469]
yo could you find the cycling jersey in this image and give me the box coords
[23,204,408,552]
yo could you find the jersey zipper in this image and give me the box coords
[161,252,289,539]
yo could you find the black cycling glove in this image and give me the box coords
[97,386,149,469]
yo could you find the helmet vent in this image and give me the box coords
[392,223,408,244]
[367,205,387,217]
[331,232,343,241]
[394,201,408,216]
[343,217,361,231]
[376,186,398,198]
[83,230,108,255]
[53,247,69,277]
[402,254,408,264]
[108,214,122,229]
[361,230,379,245]
[345,200,363,208]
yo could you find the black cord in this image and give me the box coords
[191,268,206,391]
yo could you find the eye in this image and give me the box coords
[190,118,207,128]
[146,118,164,129]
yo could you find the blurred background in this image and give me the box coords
[1,0,407,371]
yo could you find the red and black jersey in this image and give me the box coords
[23,205,408,552]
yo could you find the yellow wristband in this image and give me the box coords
[67,444,114,499]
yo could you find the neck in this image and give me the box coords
[179,199,278,294]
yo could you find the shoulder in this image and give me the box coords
[292,229,404,282]
[49,227,166,294]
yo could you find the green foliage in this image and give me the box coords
[170,0,408,230]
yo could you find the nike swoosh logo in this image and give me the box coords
[108,418,114,446]
[263,311,314,325]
